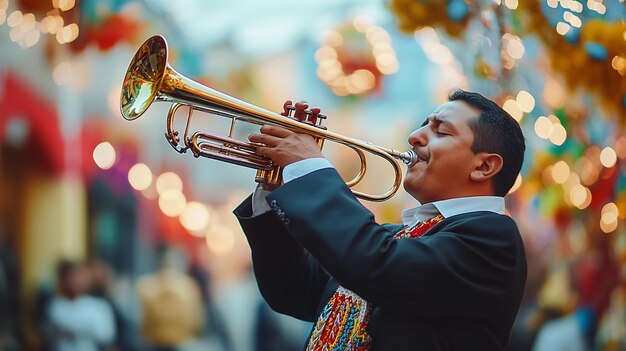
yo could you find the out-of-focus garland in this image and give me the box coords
[388,0,626,117]
[516,0,626,117]
[388,0,472,37]
[315,19,399,96]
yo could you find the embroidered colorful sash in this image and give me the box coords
[305,214,445,351]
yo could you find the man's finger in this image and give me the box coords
[253,145,274,158]
[248,133,281,147]
[259,125,293,138]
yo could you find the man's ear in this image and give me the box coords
[470,153,503,182]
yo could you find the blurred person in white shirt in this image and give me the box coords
[47,260,116,351]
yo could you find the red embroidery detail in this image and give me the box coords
[395,214,445,239]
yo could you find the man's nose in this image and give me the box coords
[408,127,427,146]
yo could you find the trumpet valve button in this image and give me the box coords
[293,101,309,121]
[307,107,321,125]
[281,100,295,118]
[317,113,327,126]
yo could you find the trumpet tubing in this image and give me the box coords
[120,35,417,202]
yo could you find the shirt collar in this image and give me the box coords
[401,196,505,228]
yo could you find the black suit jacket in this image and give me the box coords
[234,168,527,351]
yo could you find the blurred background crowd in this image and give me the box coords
[1,0,626,350]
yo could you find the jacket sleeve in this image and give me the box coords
[266,168,525,319]
[233,195,330,321]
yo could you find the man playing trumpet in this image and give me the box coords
[234,89,527,351]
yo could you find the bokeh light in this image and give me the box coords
[180,202,212,235]
[551,160,570,184]
[93,142,116,170]
[158,190,186,217]
[128,163,153,191]
[503,99,524,122]
[600,147,617,168]
[156,172,183,195]
[206,225,235,256]
[516,90,535,113]
[549,124,567,146]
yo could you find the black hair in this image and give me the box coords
[448,89,526,196]
[57,260,80,278]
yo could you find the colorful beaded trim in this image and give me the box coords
[305,214,445,350]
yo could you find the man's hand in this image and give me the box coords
[249,125,323,167]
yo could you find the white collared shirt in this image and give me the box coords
[400,196,505,228]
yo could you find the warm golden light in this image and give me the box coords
[544,79,565,108]
[552,160,571,184]
[600,147,617,168]
[377,59,399,75]
[315,46,337,62]
[570,0,583,12]
[21,13,35,31]
[205,225,235,255]
[570,184,591,209]
[564,172,581,189]
[24,29,40,47]
[563,11,582,28]
[600,212,618,233]
[592,2,606,14]
[549,124,567,146]
[0,10,5,26]
[374,52,396,66]
[365,26,391,44]
[562,172,581,205]
[9,26,25,43]
[156,172,183,195]
[516,90,535,113]
[504,0,519,9]
[93,142,116,170]
[128,163,153,191]
[425,44,454,64]
[324,30,343,47]
[180,202,212,235]
[318,24,396,96]
[602,202,619,216]
[158,190,186,217]
[504,35,525,59]
[58,0,76,11]
[52,61,72,85]
[56,23,78,44]
[352,15,373,32]
[503,99,524,122]
[141,184,158,200]
[6,10,22,27]
[40,15,64,34]
[577,156,599,186]
[556,22,571,35]
[351,69,376,91]
[534,116,553,139]
[612,56,626,76]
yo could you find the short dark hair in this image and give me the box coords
[448,89,525,196]
[57,259,80,278]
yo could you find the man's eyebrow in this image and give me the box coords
[421,116,455,128]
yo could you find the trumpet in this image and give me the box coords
[120,35,417,202]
